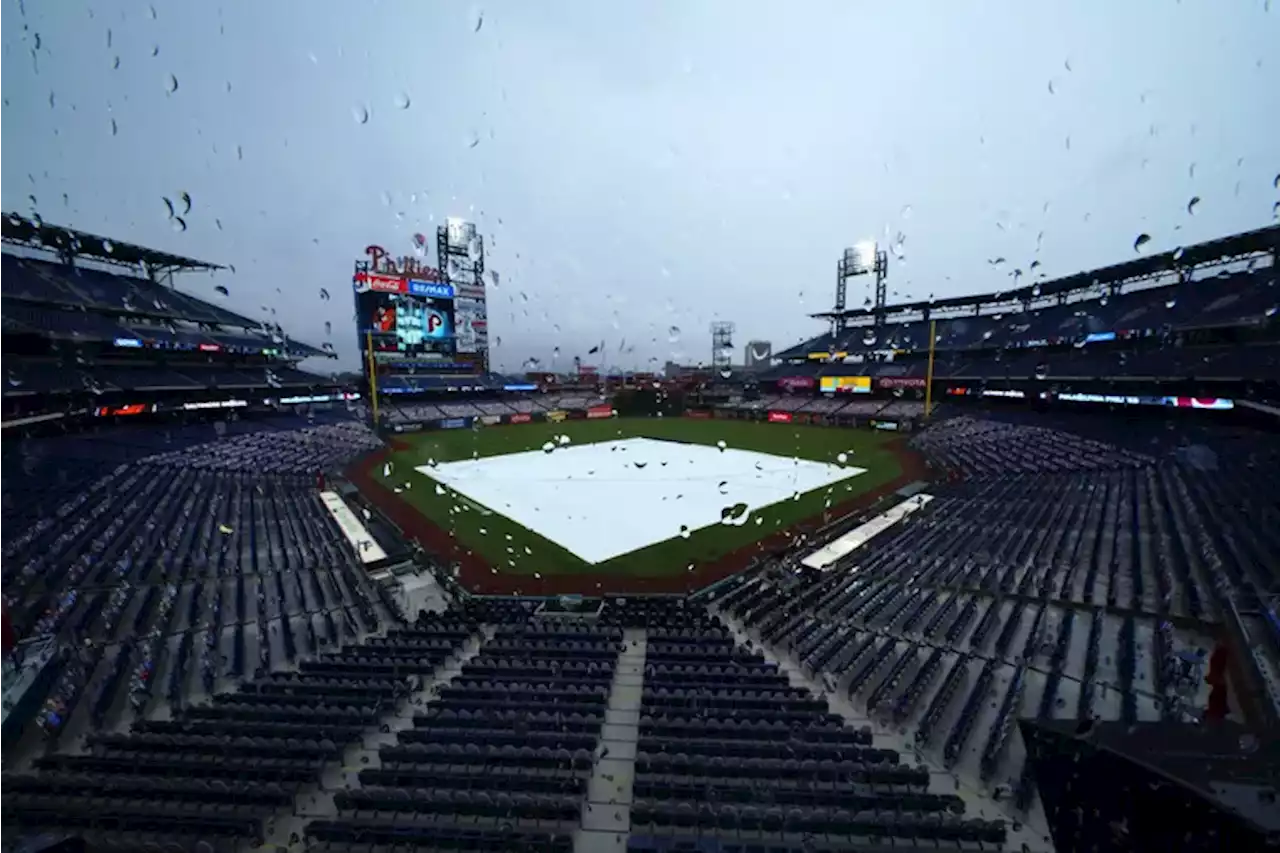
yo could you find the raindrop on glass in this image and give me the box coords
[394,92,411,110]
[214,285,229,297]
[1165,297,1177,309]
[319,288,330,301]
[862,329,877,346]
[667,326,681,343]
[353,104,370,125]
[165,73,178,94]
[1186,196,1200,216]
[171,216,186,233]
[1133,233,1151,253]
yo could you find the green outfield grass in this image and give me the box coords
[368,417,903,578]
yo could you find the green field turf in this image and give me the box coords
[368,417,903,579]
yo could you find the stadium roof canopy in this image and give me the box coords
[2,213,225,273]
[813,222,1280,319]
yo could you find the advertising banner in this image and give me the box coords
[546,410,568,423]
[685,410,713,419]
[439,418,470,430]
[509,413,533,424]
[392,422,425,433]
[454,296,486,354]
[777,376,816,391]
[480,415,502,426]
[819,376,871,394]
[877,377,926,389]
[871,420,900,431]
[586,405,614,419]
[768,411,793,424]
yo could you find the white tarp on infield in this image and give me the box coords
[419,437,865,564]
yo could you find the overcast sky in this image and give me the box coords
[3,0,1278,374]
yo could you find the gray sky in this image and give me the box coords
[4,0,1278,374]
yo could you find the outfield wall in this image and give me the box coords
[383,404,617,436]
[381,403,913,439]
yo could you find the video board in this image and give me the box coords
[819,375,872,394]
[354,272,457,362]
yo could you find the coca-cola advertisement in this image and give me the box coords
[768,411,793,423]
[509,413,532,424]
[777,376,815,392]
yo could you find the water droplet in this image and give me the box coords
[1034,363,1049,380]
[541,441,556,454]
[112,55,120,70]
[162,196,175,219]
[179,191,191,214]
[1165,297,1177,309]
[320,288,330,301]
[1172,246,1185,261]
[171,217,186,233]
[1186,196,1200,216]
[110,117,118,136]
[472,7,484,32]
[165,73,178,94]
[1133,233,1151,253]
[633,461,648,470]
[668,326,681,343]
[394,92,411,110]
[862,329,877,346]
[716,440,727,452]
[900,204,913,220]
[214,285,229,297]
[103,240,114,254]
[1047,79,1056,95]
[353,104,369,124]
[891,233,906,258]
[679,525,691,539]
[151,44,160,57]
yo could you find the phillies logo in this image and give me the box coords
[426,310,446,335]
[365,245,442,281]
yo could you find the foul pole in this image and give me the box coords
[924,319,937,419]
[365,331,380,427]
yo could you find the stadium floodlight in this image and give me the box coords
[852,240,878,274]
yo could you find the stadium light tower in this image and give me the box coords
[710,321,735,377]
[835,240,888,332]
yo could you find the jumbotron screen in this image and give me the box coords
[354,273,456,362]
